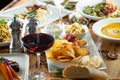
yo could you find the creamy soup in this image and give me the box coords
[101,23,120,39]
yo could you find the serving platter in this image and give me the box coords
[0,0,71,27]
[46,25,106,73]
[0,53,29,80]
[0,0,71,47]
[76,0,120,21]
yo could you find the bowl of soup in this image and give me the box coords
[92,18,120,42]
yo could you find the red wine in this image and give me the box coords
[22,33,54,52]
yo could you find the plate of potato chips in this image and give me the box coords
[46,25,106,72]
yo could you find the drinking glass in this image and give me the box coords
[22,33,54,79]
[53,0,69,24]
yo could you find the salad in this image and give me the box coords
[83,2,120,18]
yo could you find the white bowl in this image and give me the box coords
[65,24,88,39]
[76,0,120,21]
[42,24,63,38]
[49,59,80,69]
[74,32,86,40]
[92,18,120,42]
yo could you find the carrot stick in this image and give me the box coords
[4,64,14,80]
[0,63,10,80]
[8,65,22,80]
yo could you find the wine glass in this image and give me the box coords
[53,0,69,24]
[21,33,54,79]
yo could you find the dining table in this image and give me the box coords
[0,0,120,80]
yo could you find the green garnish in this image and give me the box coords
[0,57,4,63]
[14,14,19,17]
[0,18,8,25]
[44,1,55,5]
[71,16,77,23]
[56,68,63,78]
[70,16,82,24]
[22,10,37,19]
[65,3,75,10]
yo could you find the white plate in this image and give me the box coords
[76,0,120,21]
[0,42,10,47]
[0,53,29,80]
[46,25,106,73]
[0,16,11,47]
[0,0,71,27]
[92,18,120,43]
[36,0,79,3]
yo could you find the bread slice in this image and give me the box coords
[63,65,108,80]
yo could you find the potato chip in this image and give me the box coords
[56,58,72,62]
[47,39,90,63]
[57,55,72,59]
[77,48,90,56]
[78,40,87,47]
[71,56,82,62]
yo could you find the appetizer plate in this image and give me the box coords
[0,53,29,80]
[0,42,10,47]
[76,0,120,21]
[0,0,71,27]
[92,18,120,43]
[46,25,106,73]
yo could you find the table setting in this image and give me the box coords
[0,0,120,80]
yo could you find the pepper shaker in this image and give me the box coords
[26,17,40,34]
[9,17,24,53]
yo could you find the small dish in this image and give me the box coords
[65,23,87,39]
[92,18,120,43]
[74,32,86,40]
[48,59,80,69]
[0,53,29,80]
[0,0,71,27]
[42,23,63,38]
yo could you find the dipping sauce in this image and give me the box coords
[101,23,120,39]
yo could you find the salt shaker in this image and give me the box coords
[9,17,24,53]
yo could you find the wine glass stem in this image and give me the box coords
[36,52,41,68]
[59,7,62,24]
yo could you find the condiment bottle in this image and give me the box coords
[26,17,40,34]
[9,17,23,53]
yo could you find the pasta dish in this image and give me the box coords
[0,18,11,42]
